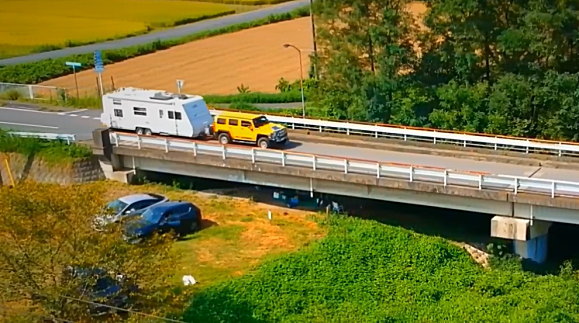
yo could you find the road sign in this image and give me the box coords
[65,61,82,68]
[94,50,104,73]
[176,79,184,94]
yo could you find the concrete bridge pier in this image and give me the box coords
[491,216,552,263]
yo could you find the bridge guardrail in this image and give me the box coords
[111,132,579,198]
[209,110,579,157]
[8,131,76,144]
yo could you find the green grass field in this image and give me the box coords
[0,0,235,59]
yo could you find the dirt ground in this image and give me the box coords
[41,3,427,96]
[42,17,314,96]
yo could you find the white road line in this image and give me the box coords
[0,106,60,115]
[63,108,87,114]
[70,114,78,117]
[93,117,100,120]
[0,121,58,129]
[81,116,90,119]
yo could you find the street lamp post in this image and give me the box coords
[283,43,306,118]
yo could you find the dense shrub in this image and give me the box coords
[0,130,92,163]
[185,215,579,322]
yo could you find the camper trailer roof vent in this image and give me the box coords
[150,92,173,100]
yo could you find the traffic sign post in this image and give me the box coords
[65,61,82,99]
[94,50,105,97]
[176,79,184,94]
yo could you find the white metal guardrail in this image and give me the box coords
[111,132,579,199]
[8,131,76,144]
[210,110,579,157]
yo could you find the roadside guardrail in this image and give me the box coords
[8,131,76,144]
[210,110,579,158]
[111,132,579,199]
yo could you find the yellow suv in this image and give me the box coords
[212,111,288,149]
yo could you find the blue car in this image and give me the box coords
[123,202,202,243]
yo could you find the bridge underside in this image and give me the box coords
[109,146,579,225]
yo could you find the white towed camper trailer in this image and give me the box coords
[100,87,213,138]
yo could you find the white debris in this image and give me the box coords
[182,275,197,286]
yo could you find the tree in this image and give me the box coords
[313,0,418,121]
[0,182,177,322]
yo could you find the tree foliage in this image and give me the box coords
[0,182,177,322]
[312,0,579,140]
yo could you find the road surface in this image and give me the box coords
[2,104,579,182]
[0,0,309,66]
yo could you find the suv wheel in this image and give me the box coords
[257,137,269,149]
[218,133,230,145]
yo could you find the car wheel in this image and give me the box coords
[135,127,144,135]
[144,128,152,136]
[189,220,199,233]
[218,133,230,145]
[257,137,269,149]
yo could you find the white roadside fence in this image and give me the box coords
[111,132,579,199]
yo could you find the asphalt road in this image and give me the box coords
[3,104,579,182]
[0,0,310,66]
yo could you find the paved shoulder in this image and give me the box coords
[0,0,309,66]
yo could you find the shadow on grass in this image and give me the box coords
[179,219,218,241]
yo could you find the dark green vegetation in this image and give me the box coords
[312,0,579,141]
[0,130,92,163]
[0,7,310,84]
[185,215,579,322]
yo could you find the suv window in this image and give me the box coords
[241,120,252,127]
[129,200,155,212]
[217,118,226,124]
[228,119,238,126]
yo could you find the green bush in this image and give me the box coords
[0,130,92,164]
[184,215,579,322]
[0,89,22,100]
[204,91,305,104]
[0,7,310,84]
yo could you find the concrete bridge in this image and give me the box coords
[92,129,579,263]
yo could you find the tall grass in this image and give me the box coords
[0,130,92,164]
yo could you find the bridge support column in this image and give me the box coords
[491,216,551,263]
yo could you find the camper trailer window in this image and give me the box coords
[175,112,182,120]
[114,109,123,117]
[133,107,147,116]
[217,118,226,124]
[113,99,121,105]
[168,111,174,119]
[228,119,239,126]
[159,110,164,118]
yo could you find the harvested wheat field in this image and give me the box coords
[43,17,313,96]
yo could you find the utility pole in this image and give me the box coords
[309,0,319,80]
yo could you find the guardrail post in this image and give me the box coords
[281,152,286,167]
[114,133,119,147]
[551,181,556,198]
[463,140,467,147]
[222,146,226,160]
[164,139,169,153]
[494,137,498,150]
[409,166,414,182]
[251,149,255,164]
[291,123,295,130]
[312,156,317,170]
[443,170,448,186]
[525,140,530,154]
[558,143,562,157]
[376,163,380,178]
[319,125,322,133]
[375,126,379,138]
[433,131,437,145]
[193,142,197,157]
[137,136,141,149]
[479,175,483,190]
[514,178,519,194]
[344,160,348,174]
[404,133,407,141]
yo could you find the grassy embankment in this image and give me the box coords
[0,0,237,59]
[0,129,92,164]
[184,215,579,322]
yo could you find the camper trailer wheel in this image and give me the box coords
[144,128,152,136]
[257,137,269,149]
[135,127,144,135]
[218,133,230,145]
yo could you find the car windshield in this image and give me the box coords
[106,200,128,214]
[141,207,165,224]
[253,116,269,128]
